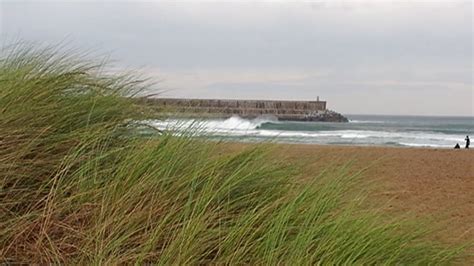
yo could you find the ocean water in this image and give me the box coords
[146,115,473,148]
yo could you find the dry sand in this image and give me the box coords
[225,143,474,254]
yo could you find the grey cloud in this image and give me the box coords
[1,1,472,115]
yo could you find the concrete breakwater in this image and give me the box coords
[141,98,348,122]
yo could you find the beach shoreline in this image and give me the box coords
[221,140,473,150]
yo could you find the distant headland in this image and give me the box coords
[140,97,348,122]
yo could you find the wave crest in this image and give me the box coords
[149,115,276,132]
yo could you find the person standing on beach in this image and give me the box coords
[465,135,470,149]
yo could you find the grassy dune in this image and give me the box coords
[0,45,467,264]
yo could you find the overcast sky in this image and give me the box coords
[1,0,472,116]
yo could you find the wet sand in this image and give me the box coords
[225,143,474,254]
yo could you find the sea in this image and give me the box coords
[146,115,473,148]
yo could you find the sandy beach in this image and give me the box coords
[226,143,474,251]
[288,145,474,258]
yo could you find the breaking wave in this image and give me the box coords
[145,116,469,148]
[148,116,275,134]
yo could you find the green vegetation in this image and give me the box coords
[0,45,466,264]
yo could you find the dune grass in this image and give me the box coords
[0,44,467,264]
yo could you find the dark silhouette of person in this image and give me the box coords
[454,143,460,149]
[465,135,470,149]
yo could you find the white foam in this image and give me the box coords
[398,142,453,148]
[349,120,385,124]
[148,116,275,133]
[145,117,465,148]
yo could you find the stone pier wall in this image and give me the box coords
[152,98,326,111]
[141,98,347,122]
